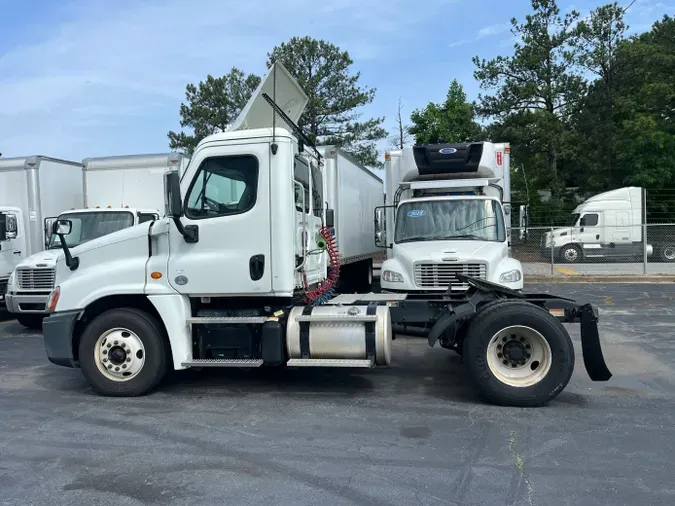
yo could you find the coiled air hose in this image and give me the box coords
[303,226,340,305]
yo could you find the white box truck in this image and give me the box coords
[316,146,383,292]
[4,152,189,328]
[0,156,83,307]
[40,62,612,407]
[376,142,523,295]
[540,186,675,263]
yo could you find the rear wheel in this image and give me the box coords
[16,314,45,330]
[78,308,168,397]
[463,300,575,407]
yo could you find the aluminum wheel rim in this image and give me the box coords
[664,247,675,260]
[486,325,552,388]
[94,327,146,382]
[563,247,578,262]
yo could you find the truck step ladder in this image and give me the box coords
[181,358,264,367]
[187,316,268,324]
[286,358,375,368]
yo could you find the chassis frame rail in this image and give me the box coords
[328,274,612,382]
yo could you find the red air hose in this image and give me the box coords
[303,226,340,305]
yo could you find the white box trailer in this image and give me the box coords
[316,146,383,291]
[0,156,83,305]
[82,152,190,210]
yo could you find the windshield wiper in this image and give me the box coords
[444,234,484,240]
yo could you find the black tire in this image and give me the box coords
[360,259,373,293]
[16,314,45,330]
[78,308,168,397]
[463,300,575,407]
[559,244,582,263]
[658,244,675,262]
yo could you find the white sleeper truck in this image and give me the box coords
[40,62,612,407]
[540,186,675,263]
[5,152,188,328]
[376,142,522,295]
[0,156,83,308]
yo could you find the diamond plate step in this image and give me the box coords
[294,315,378,323]
[286,358,374,368]
[187,316,267,324]
[181,359,263,367]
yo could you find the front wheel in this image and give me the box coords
[560,244,582,263]
[658,245,675,262]
[78,308,168,397]
[463,300,575,407]
[16,314,45,330]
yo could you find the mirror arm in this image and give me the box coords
[57,234,79,271]
[172,217,199,243]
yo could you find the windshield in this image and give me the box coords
[394,199,506,243]
[569,213,580,226]
[49,211,134,249]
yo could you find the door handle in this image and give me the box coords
[596,234,599,240]
[13,250,21,255]
[249,254,265,281]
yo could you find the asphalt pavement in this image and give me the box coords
[1,283,675,505]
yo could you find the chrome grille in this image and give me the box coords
[16,268,56,291]
[413,263,487,290]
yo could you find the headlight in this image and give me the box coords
[499,269,522,283]
[46,286,60,313]
[382,270,404,283]
[7,270,15,287]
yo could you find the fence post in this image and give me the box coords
[550,226,555,276]
[643,222,648,275]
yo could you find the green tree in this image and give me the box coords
[168,68,261,154]
[573,2,629,189]
[267,36,387,168]
[408,79,483,144]
[472,0,585,198]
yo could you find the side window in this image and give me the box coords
[311,163,323,218]
[583,213,599,226]
[185,155,258,219]
[294,158,310,213]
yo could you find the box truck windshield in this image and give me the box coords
[394,199,506,243]
[48,211,134,249]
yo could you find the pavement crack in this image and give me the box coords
[508,430,534,506]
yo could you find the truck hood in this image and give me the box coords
[392,240,507,266]
[70,221,152,256]
[15,249,61,269]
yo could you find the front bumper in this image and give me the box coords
[5,293,49,314]
[42,310,80,368]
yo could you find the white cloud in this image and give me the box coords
[0,0,460,160]
[449,22,511,48]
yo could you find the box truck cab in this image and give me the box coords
[0,156,83,307]
[4,152,188,328]
[540,186,675,263]
[375,142,522,294]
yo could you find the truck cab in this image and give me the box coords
[376,142,523,294]
[5,207,159,328]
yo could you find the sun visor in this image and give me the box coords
[228,62,309,132]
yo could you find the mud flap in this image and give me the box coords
[579,303,612,381]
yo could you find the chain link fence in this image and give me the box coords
[510,223,675,277]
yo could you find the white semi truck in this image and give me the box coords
[376,142,523,294]
[540,186,675,263]
[0,156,83,308]
[4,152,189,329]
[40,62,612,407]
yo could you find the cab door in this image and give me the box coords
[167,142,271,296]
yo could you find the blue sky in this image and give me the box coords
[0,0,671,164]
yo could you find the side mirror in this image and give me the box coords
[579,216,586,227]
[164,170,182,218]
[325,208,335,228]
[374,207,387,248]
[53,219,72,236]
[1,213,18,241]
[44,217,57,247]
[0,214,6,242]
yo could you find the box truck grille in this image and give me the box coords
[16,268,56,291]
[413,263,486,289]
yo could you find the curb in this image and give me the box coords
[526,275,675,283]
